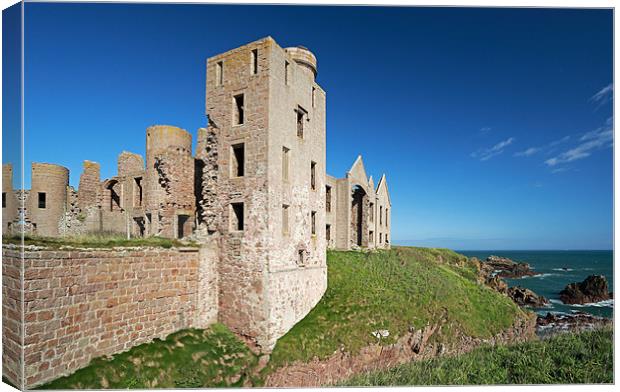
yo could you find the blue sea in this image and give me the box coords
[458,251,614,318]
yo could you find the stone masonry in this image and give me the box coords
[2,246,217,388]
[1,36,392,388]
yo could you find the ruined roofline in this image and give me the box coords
[206,36,275,62]
[376,173,392,205]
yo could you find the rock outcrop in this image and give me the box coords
[476,256,546,308]
[507,286,548,307]
[559,275,612,305]
[484,255,537,279]
[484,275,508,294]
[537,312,612,339]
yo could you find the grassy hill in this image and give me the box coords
[339,327,613,386]
[35,247,532,388]
[265,247,525,373]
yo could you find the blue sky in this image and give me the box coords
[3,4,613,249]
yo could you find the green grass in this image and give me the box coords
[2,233,198,249]
[265,247,525,373]
[37,324,259,389]
[339,327,614,386]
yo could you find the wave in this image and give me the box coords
[521,273,558,279]
[552,268,574,272]
[569,299,614,308]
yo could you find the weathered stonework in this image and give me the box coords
[2,164,19,234]
[2,36,393,388]
[1,246,217,388]
[326,156,392,250]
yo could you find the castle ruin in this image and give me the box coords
[2,37,391,386]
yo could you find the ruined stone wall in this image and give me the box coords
[205,37,273,348]
[29,163,69,237]
[2,163,19,234]
[117,151,144,177]
[2,247,23,388]
[145,126,195,238]
[334,178,351,249]
[58,187,87,236]
[77,161,100,212]
[195,126,219,234]
[325,175,338,249]
[375,176,391,249]
[9,246,217,388]
[265,40,327,347]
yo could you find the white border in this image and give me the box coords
[0,1,616,391]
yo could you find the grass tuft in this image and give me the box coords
[2,233,198,249]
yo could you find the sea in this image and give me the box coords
[458,250,614,319]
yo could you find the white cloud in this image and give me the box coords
[545,121,613,167]
[514,135,571,158]
[590,83,613,106]
[514,147,541,157]
[549,135,571,146]
[471,137,515,161]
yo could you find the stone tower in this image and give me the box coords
[145,125,195,238]
[28,163,69,237]
[199,37,327,349]
[2,164,19,234]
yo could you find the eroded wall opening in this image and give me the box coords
[38,192,46,209]
[106,181,121,211]
[233,94,245,125]
[231,202,244,231]
[251,49,258,75]
[231,143,245,177]
[296,106,306,138]
[134,177,143,207]
[351,185,368,247]
[177,214,190,239]
[133,217,145,237]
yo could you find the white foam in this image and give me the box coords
[569,299,614,308]
[522,273,557,279]
[552,268,574,272]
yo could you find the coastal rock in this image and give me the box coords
[485,255,537,279]
[485,275,508,294]
[559,275,611,305]
[536,312,612,338]
[507,286,549,307]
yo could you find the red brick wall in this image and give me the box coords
[14,247,201,387]
[2,247,23,388]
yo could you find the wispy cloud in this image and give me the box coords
[545,118,613,167]
[514,135,570,158]
[590,83,613,107]
[549,135,571,147]
[514,147,541,157]
[479,127,492,135]
[471,137,515,161]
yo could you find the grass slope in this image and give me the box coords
[2,234,197,249]
[37,324,258,389]
[265,247,524,372]
[340,327,614,386]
